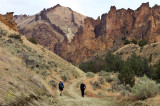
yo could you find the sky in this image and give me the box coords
[0,0,160,19]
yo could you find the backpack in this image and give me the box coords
[59,82,63,88]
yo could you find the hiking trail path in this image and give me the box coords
[55,76,121,106]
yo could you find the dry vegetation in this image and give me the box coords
[114,43,160,65]
[0,22,84,105]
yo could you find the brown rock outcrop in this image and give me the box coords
[57,2,160,65]
[14,4,86,52]
[0,12,18,31]
[15,3,160,65]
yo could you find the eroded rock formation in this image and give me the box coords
[0,12,18,31]
[57,3,160,65]
[14,4,86,51]
[15,3,160,65]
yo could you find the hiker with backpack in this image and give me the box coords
[59,80,64,96]
[80,82,86,97]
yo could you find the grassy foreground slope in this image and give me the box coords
[0,21,84,105]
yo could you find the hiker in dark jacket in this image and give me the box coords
[80,82,86,97]
[59,80,64,96]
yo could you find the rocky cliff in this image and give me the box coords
[14,4,86,51]
[57,3,160,65]
[0,12,18,31]
[15,3,160,65]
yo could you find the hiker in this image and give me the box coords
[80,82,86,97]
[59,80,64,96]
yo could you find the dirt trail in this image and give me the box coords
[55,77,121,106]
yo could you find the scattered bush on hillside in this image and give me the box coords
[138,39,148,47]
[0,28,7,37]
[86,72,95,78]
[114,84,127,91]
[48,79,57,88]
[132,75,159,100]
[105,75,114,83]
[90,81,101,90]
[61,72,69,81]
[121,89,130,97]
[98,77,104,84]
[71,70,79,78]
[41,70,50,77]
[105,88,112,92]
[98,70,107,76]
[124,40,130,45]
[97,92,105,97]
[131,39,137,44]
[27,37,38,44]
[8,34,21,40]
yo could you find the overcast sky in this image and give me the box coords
[0,0,160,19]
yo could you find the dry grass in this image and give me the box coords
[0,21,18,35]
[79,74,121,98]
[114,43,160,65]
[0,21,84,105]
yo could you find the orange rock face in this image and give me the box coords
[0,12,18,31]
[56,3,160,65]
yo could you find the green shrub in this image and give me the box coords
[121,89,130,97]
[27,37,38,44]
[131,39,137,44]
[86,72,95,78]
[149,54,152,62]
[97,92,105,97]
[126,53,153,77]
[98,77,104,84]
[8,34,21,40]
[105,88,112,92]
[41,71,50,77]
[71,70,79,78]
[138,39,148,47]
[90,81,101,90]
[48,80,57,88]
[98,70,107,76]
[105,51,124,72]
[61,73,69,81]
[79,57,107,73]
[118,64,135,87]
[124,40,130,45]
[132,75,159,100]
[0,28,7,36]
[114,84,127,91]
[105,75,114,83]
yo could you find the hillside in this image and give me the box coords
[14,4,86,51]
[0,14,84,105]
[1,12,160,105]
[114,43,160,65]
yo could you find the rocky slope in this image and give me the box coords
[57,2,160,65]
[14,4,86,51]
[0,12,18,31]
[0,13,84,105]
